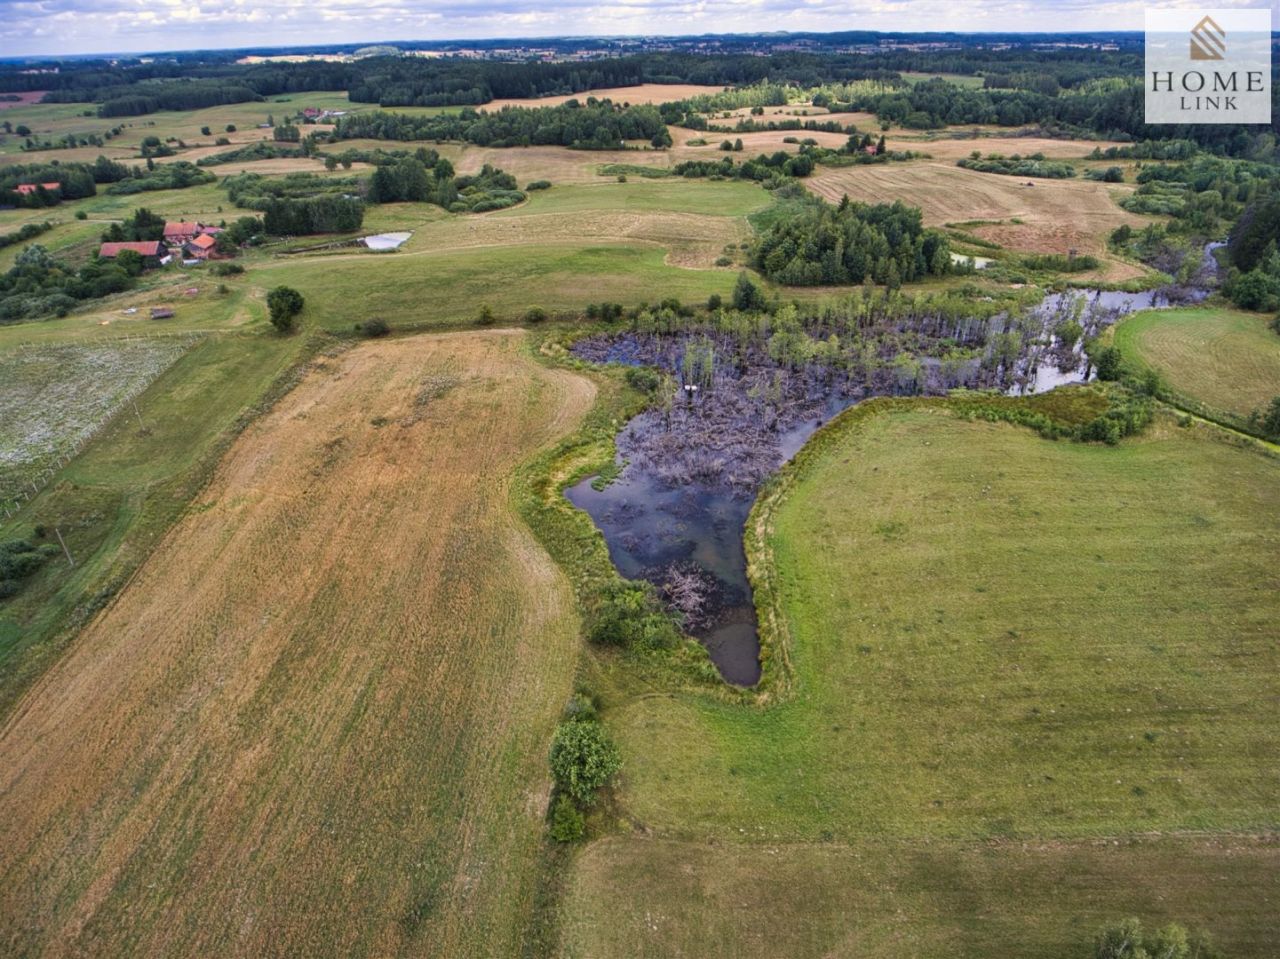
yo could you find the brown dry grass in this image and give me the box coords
[483,83,727,110]
[805,160,1150,278]
[888,134,1128,160]
[0,330,594,958]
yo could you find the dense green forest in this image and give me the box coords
[331,101,669,149]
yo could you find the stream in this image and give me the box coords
[567,247,1222,686]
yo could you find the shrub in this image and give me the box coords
[1090,344,1125,381]
[266,285,304,332]
[549,720,621,805]
[548,795,586,842]
[707,293,722,310]
[74,210,87,220]
[477,304,495,325]
[210,261,244,276]
[356,317,390,337]
[525,179,552,191]
[1094,918,1219,959]
[624,366,661,394]
[588,580,679,649]
[523,306,548,324]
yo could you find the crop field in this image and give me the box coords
[565,408,1280,957]
[1111,307,1280,421]
[805,161,1148,275]
[484,83,728,110]
[0,337,192,506]
[0,330,595,958]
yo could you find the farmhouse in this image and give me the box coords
[185,233,218,259]
[164,221,203,244]
[99,240,166,266]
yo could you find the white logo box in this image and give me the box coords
[1146,7,1272,124]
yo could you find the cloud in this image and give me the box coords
[0,0,1276,56]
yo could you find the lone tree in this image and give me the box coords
[549,720,621,806]
[732,271,764,311]
[267,286,304,333]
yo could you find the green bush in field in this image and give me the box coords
[588,580,678,649]
[266,286,304,333]
[548,795,586,843]
[549,720,621,806]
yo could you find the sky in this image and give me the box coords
[0,0,1276,57]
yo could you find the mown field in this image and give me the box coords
[804,161,1149,279]
[1111,306,1280,422]
[0,330,595,957]
[566,407,1280,957]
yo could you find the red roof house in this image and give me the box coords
[99,241,165,262]
[186,233,218,259]
[164,221,203,243]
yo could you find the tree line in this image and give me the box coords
[331,100,668,150]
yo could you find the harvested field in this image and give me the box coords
[482,83,727,110]
[886,134,1127,160]
[0,330,595,957]
[805,161,1148,274]
[668,125,851,158]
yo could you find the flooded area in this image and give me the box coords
[568,247,1222,686]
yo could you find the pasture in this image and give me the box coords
[1111,307,1280,421]
[0,330,595,957]
[565,406,1280,956]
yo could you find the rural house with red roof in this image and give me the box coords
[98,240,166,267]
[185,233,218,259]
[163,221,204,244]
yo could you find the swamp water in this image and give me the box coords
[568,253,1221,685]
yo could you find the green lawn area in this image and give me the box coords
[1112,306,1280,422]
[251,242,739,330]
[568,405,1280,957]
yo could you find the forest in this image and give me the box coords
[331,101,669,149]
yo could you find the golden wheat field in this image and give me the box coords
[0,330,594,958]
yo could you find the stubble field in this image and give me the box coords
[0,330,595,958]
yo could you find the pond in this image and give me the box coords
[568,248,1222,686]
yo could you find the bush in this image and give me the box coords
[1094,918,1220,959]
[548,795,585,843]
[624,366,661,394]
[549,720,621,806]
[356,317,390,337]
[210,261,244,276]
[74,210,87,220]
[1090,344,1125,381]
[523,306,548,324]
[588,580,679,649]
[477,304,495,325]
[525,179,552,191]
[266,285,304,332]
